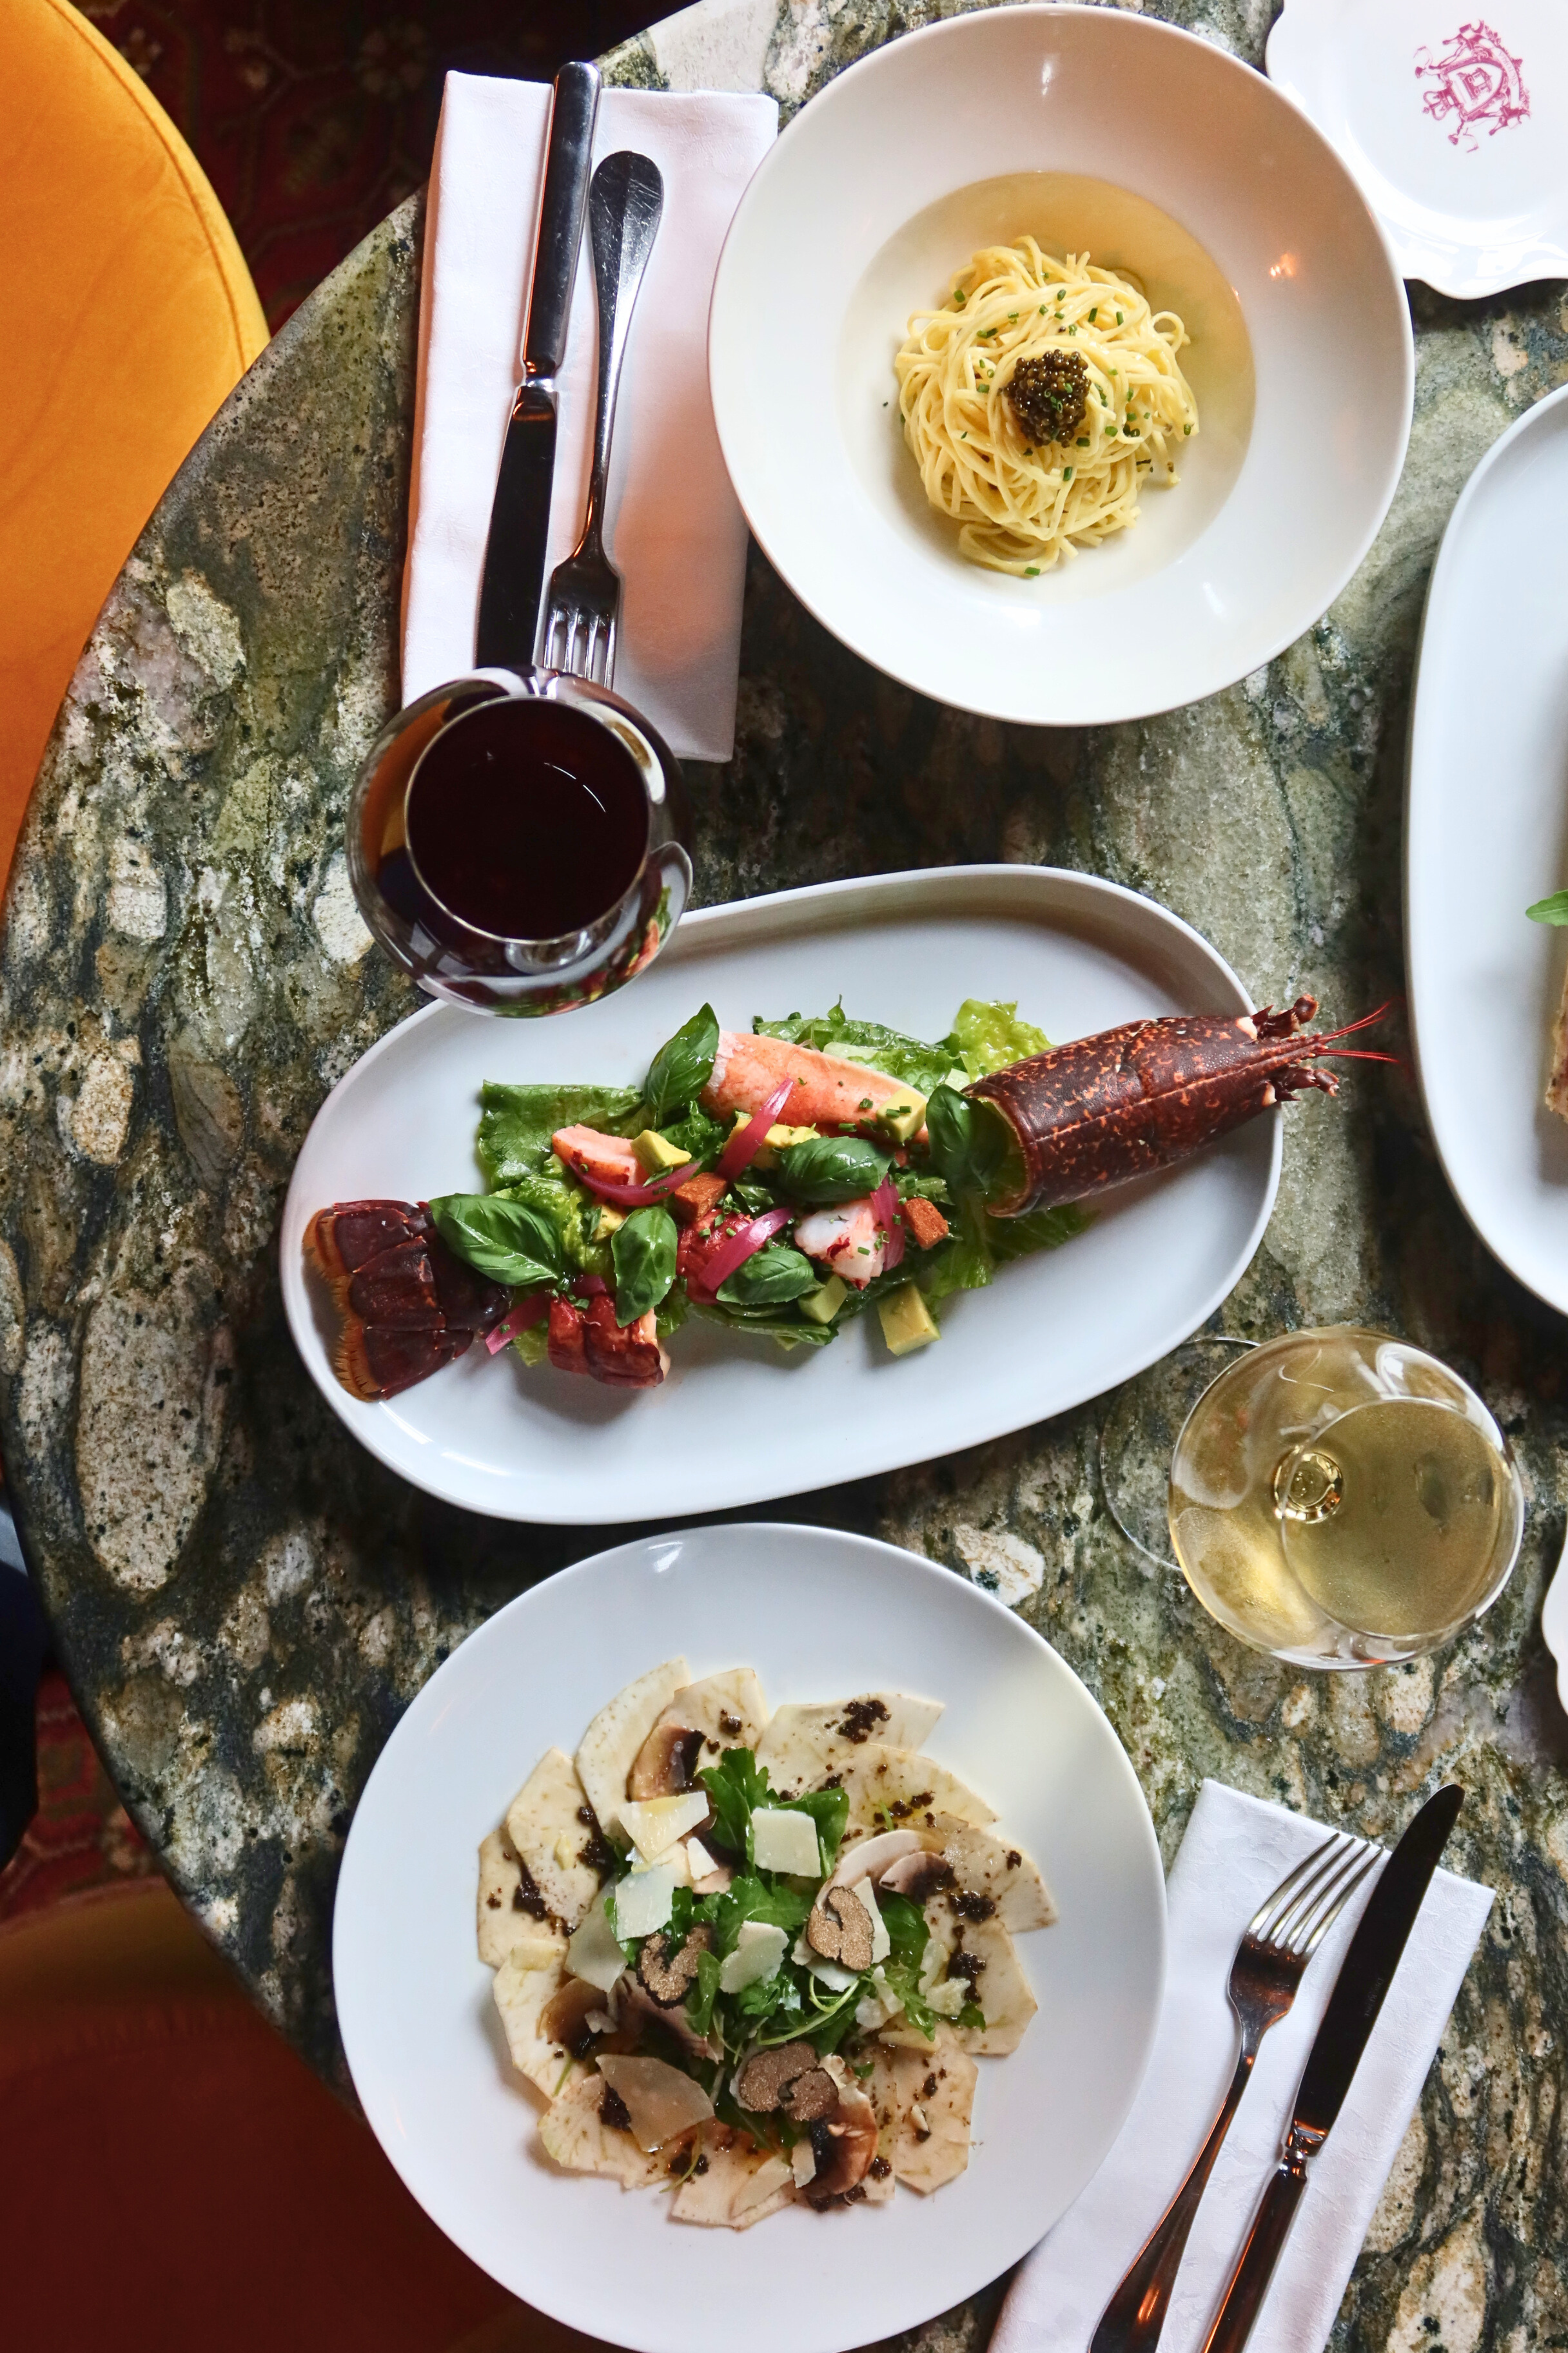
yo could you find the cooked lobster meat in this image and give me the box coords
[306,1199,509,1400]
[547,1296,669,1389]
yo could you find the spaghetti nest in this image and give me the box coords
[894,239,1199,576]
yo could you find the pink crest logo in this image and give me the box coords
[1414,20,1531,150]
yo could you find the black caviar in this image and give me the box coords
[1006,351,1089,447]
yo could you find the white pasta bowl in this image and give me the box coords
[708,3,1413,727]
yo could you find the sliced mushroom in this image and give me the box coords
[879,1850,956,1903]
[636,1922,714,2008]
[822,1827,923,1894]
[803,2066,879,2202]
[617,1970,723,2063]
[539,1973,603,2060]
[806,1882,874,1972]
[628,1720,708,1801]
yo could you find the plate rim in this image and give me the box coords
[280,863,1284,1521]
[1404,380,1568,1313]
[1266,0,1568,299]
[707,0,1415,728]
[332,1518,1170,2350]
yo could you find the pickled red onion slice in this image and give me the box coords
[717,1078,797,1181]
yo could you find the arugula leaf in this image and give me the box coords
[775,1135,891,1205]
[427,1192,565,1289]
[687,1946,722,2038]
[698,1748,773,1859]
[477,1082,642,1187]
[709,1874,815,1953]
[784,1785,849,1871]
[1528,892,1568,925]
[945,997,1052,1078]
[716,1242,817,1308]
[612,1203,679,1325]
[753,1003,953,1097]
[876,1889,930,1976]
[644,1003,720,1123]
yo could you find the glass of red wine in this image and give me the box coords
[346,667,692,1016]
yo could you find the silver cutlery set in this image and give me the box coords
[476,58,662,693]
[1095,1784,1461,2353]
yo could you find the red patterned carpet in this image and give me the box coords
[80,0,650,326]
[1,0,649,1928]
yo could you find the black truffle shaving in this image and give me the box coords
[1006,351,1089,448]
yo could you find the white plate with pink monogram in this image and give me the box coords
[1267,0,1568,296]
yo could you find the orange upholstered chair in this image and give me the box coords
[0,0,269,886]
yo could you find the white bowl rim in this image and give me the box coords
[708,0,1415,729]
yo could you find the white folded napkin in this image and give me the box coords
[402,74,777,761]
[994,1779,1493,2353]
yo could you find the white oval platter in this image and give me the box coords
[281,864,1281,1522]
[708,3,1412,728]
[1268,0,1568,298]
[1406,385,1568,1315]
[332,1522,1167,2353]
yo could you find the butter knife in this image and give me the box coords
[1199,1784,1463,2353]
[474,59,600,671]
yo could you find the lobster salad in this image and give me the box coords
[308,997,1087,1399]
[479,1659,1053,2226]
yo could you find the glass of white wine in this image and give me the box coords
[1166,1327,1524,1668]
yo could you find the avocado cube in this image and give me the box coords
[632,1128,692,1175]
[593,1203,626,1238]
[873,1090,927,1143]
[730,1113,819,1170]
[877,1282,939,1356]
[798,1274,847,1325]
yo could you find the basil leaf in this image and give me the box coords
[716,1242,817,1307]
[611,1203,679,1326]
[774,1135,891,1204]
[427,1192,564,1289]
[644,1002,720,1124]
[1527,891,1568,925]
[925,1083,1006,1200]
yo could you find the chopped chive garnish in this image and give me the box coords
[1116,310,1123,324]
[1024,566,1040,576]
[1088,306,1098,321]
[1063,466,1074,480]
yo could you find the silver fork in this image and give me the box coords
[1090,1828,1383,2353]
[540,149,663,685]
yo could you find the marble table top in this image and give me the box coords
[3,2,1566,2345]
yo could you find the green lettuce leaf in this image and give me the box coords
[753,1003,953,1097]
[945,997,1052,1078]
[477,1082,643,1186]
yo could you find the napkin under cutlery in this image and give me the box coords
[402,73,777,761]
[994,1779,1493,2353]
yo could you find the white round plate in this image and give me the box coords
[707,3,1412,728]
[281,865,1282,1522]
[333,1522,1167,2353]
[1406,385,1568,1314]
[1268,0,1568,297]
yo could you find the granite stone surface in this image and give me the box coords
[3,4,1567,2347]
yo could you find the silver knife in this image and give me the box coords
[474,59,600,672]
[1199,1784,1463,2353]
